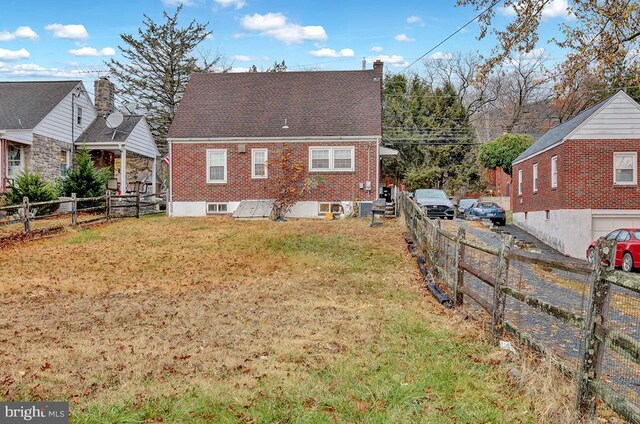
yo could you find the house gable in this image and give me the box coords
[33,82,96,144]
[124,118,159,158]
[566,91,640,140]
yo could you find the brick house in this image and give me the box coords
[511,90,640,258]
[0,79,158,194]
[167,61,385,217]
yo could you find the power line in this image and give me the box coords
[400,0,503,73]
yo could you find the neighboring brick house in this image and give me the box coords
[0,79,158,194]
[167,61,385,217]
[0,81,96,190]
[511,90,640,258]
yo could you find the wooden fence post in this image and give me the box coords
[71,193,77,226]
[577,238,615,419]
[454,227,466,306]
[22,196,30,233]
[105,190,111,221]
[491,234,514,340]
[135,191,140,218]
[431,219,442,278]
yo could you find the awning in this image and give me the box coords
[380,146,399,158]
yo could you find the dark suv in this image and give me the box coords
[414,189,455,220]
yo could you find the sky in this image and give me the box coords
[0,0,575,96]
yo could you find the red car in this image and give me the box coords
[586,228,640,272]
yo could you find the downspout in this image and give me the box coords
[375,136,380,200]
[71,86,81,167]
[168,141,173,216]
[0,132,5,192]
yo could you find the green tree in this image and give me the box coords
[383,74,484,193]
[478,133,533,176]
[106,6,221,151]
[61,149,110,199]
[6,173,58,216]
[267,60,287,72]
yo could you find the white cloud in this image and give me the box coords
[242,13,287,31]
[309,48,355,58]
[394,33,415,43]
[241,12,327,44]
[45,23,88,40]
[0,48,30,61]
[430,51,452,60]
[68,47,116,57]
[499,0,574,20]
[0,62,83,78]
[369,54,408,68]
[0,26,39,42]
[406,16,424,25]
[214,0,245,9]
[229,66,251,72]
[233,54,252,62]
[370,46,383,52]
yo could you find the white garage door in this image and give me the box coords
[592,214,640,240]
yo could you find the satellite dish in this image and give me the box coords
[123,102,138,115]
[105,111,124,129]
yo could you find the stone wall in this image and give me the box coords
[30,134,71,182]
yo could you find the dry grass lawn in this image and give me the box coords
[0,216,541,423]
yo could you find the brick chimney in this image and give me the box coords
[373,60,384,137]
[94,77,115,117]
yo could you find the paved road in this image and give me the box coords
[441,218,639,402]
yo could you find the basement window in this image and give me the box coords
[319,202,343,217]
[207,203,228,214]
[545,210,550,220]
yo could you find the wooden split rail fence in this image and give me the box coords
[401,193,640,423]
[0,191,165,241]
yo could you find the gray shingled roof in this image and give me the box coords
[76,115,143,144]
[513,96,610,164]
[0,80,80,129]
[168,70,382,139]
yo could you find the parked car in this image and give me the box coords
[414,189,455,220]
[457,198,479,216]
[586,228,640,272]
[464,201,506,226]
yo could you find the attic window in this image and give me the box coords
[76,106,83,126]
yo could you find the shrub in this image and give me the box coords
[61,148,109,198]
[6,172,59,216]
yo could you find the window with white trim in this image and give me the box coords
[76,106,83,126]
[207,149,227,183]
[251,148,267,179]
[206,202,228,214]
[532,163,538,192]
[7,144,24,178]
[60,150,71,176]
[613,152,637,185]
[309,147,354,172]
[551,156,557,188]
[518,169,523,195]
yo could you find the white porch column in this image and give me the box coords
[120,148,127,194]
[151,157,157,196]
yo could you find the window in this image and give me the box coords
[551,156,557,188]
[532,163,538,192]
[60,150,71,176]
[206,149,227,183]
[616,230,631,242]
[606,230,621,241]
[545,210,550,220]
[613,152,637,185]
[319,202,343,216]
[309,147,355,172]
[76,106,83,126]
[251,148,267,179]
[206,203,228,214]
[518,169,523,195]
[7,144,23,178]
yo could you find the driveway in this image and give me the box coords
[439,218,639,404]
